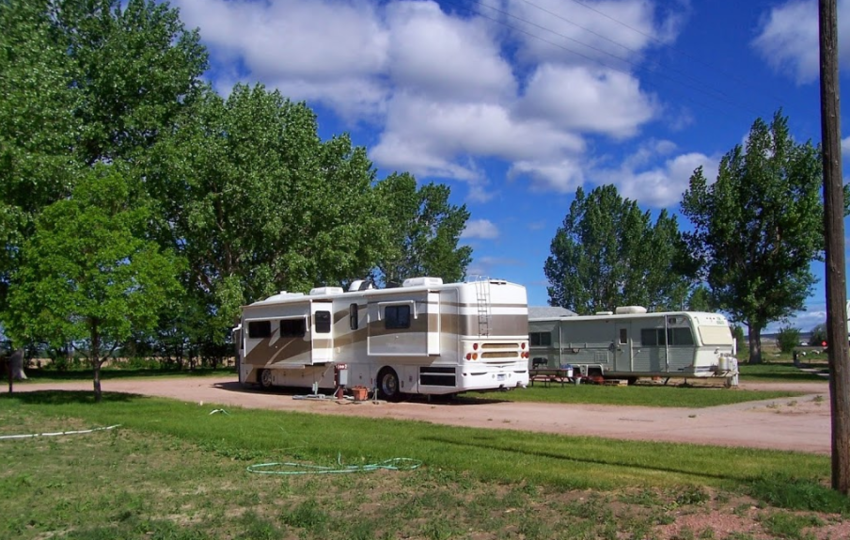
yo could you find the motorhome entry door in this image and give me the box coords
[310,301,334,364]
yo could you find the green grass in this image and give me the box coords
[1,392,846,540]
[738,362,829,383]
[461,383,805,407]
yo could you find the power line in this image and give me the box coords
[448,0,762,120]
[520,0,788,106]
[473,0,752,114]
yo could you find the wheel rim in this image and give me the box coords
[261,370,272,387]
[382,372,398,396]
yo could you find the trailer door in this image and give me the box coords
[311,301,334,364]
[614,322,632,372]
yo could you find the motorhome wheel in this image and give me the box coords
[378,368,401,401]
[259,369,273,390]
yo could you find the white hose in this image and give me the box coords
[0,424,121,441]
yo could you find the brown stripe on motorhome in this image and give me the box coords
[244,335,312,365]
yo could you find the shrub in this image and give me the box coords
[809,323,827,348]
[777,326,801,354]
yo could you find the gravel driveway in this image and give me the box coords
[15,377,832,455]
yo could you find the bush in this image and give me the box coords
[776,326,800,354]
[809,323,827,348]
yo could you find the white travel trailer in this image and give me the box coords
[234,277,530,400]
[528,307,738,386]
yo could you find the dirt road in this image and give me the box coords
[15,377,832,455]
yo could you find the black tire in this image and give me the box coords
[258,369,273,390]
[377,367,402,401]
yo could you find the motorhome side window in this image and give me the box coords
[315,311,331,333]
[349,304,358,330]
[280,319,306,338]
[530,332,551,346]
[384,305,410,329]
[248,320,271,338]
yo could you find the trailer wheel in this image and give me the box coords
[377,368,402,401]
[258,369,273,390]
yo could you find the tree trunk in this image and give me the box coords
[93,359,102,403]
[91,320,102,403]
[747,323,762,364]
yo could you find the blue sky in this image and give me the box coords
[170,0,850,333]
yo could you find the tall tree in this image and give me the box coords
[146,84,388,343]
[0,0,206,350]
[681,111,826,364]
[5,166,180,401]
[0,0,80,311]
[374,173,472,286]
[545,185,691,314]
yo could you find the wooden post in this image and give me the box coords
[818,0,849,494]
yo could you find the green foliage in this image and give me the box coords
[146,84,388,340]
[777,326,801,354]
[374,173,472,286]
[545,185,691,314]
[686,285,714,312]
[809,324,827,347]
[5,166,180,400]
[681,111,830,364]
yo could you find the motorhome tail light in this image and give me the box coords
[521,342,526,349]
[472,353,478,360]
[473,343,479,350]
[466,353,471,360]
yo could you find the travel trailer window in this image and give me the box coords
[384,305,411,329]
[619,328,628,344]
[248,320,271,338]
[530,332,551,346]
[315,311,331,333]
[666,327,694,345]
[349,304,358,330]
[641,328,661,346]
[641,328,695,346]
[280,319,306,338]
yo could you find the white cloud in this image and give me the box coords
[386,1,516,102]
[752,0,850,84]
[505,0,686,67]
[519,64,658,138]
[589,142,718,207]
[174,0,390,115]
[508,157,586,193]
[462,219,500,239]
[370,92,585,182]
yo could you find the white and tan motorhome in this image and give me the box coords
[528,307,738,386]
[234,277,530,400]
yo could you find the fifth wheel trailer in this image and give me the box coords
[528,307,738,386]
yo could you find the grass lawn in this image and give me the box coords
[1,391,847,540]
[17,365,235,384]
[738,361,830,383]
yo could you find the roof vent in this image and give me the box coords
[402,277,443,288]
[348,279,374,292]
[615,306,647,314]
[309,286,344,296]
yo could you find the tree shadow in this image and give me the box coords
[1,390,143,405]
[22,367,236,382]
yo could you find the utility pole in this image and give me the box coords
[818,0,849,494]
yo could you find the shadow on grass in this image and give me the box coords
[0,390,143,405]
[21,367,236,382]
